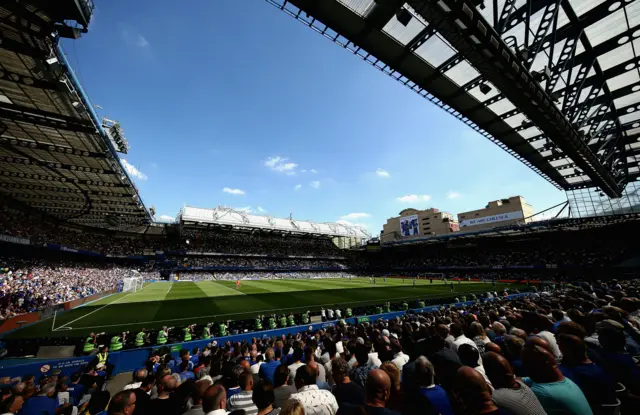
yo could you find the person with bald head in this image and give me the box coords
[482,352,546,415]
[203,384,228,415]
[556,333,616,409]
[453,367,500,415]
[521,338,592,415]
[287,365,338,415]
[147,374,180,415]
[337,369,399,415]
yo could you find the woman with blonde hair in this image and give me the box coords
[380,362,403,411]
[281,400,304,415]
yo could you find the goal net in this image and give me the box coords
[122,276,144,293]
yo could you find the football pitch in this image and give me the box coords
[5,278,522,339]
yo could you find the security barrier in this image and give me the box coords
[0,293,530,379]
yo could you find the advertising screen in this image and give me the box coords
[399,214,420,237]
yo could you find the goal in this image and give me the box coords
[122,276,144,293]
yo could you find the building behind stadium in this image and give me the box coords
[380,196,533,243]
[457,196,534,232]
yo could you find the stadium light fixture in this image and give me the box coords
[479,83,492,95]
[396,9,412,26]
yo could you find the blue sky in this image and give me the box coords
[62,0,566,235]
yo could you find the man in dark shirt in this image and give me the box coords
[337,369,400,415]
[331,357,365,406]
[557,334,617,408]
[132,375,155,415]
[67,373,85,405]
[147,374,180,415]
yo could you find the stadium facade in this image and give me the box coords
[457,196,534,231]
[381,207,458,242]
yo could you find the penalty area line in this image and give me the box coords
[53,288,500,332]
[52,286,145,332]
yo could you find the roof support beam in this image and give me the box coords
[406,0,622,196]
[0,182,133,197]
[0,135,106,159]
[0,102,97,135]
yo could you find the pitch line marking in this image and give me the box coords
[52,288,501,332]
[52,284,147,332]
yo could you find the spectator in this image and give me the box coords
[556,334,617,408]
[228,370,258,415]
[184,379,212,415]
[330,358,364,407]
[124,369,148,391]
[288,349,305,386]
[227,365,245,399]
[349,344,377,388]
[450,323,475,354]
[410,357,452,415]
[595,319,640,395]
[336,369,399,415]
[147,374,179,415]
[378,363,402,412]
[452,367,500,415]
[273,365,296,409]
[132,376,155,415]
[108,390,136,415]
[389,339,408,372]
[457,344,492,388]
[259,349,280,384]
[482,352,546,415]
[287,365,338,415]
[280,400,304,415]
[18,383,56,415]
[521,337,592,415]
[252,381,280,415]
[203,384,228,415]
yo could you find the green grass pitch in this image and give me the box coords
[5,278,523,339]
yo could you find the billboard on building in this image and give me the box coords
[399,215,420,236]
[459,211,524,227]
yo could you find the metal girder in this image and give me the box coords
[0,170,126,187]
[8,193,137,206]
[406,0,622,196]
[0,182,132,197]
[0,103,97,135]
[0,153,114,174]
[0,35,47,57]
[0,136,106,158]
[0,67,63,91]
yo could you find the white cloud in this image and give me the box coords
[157,215,174,222]
[397,194,431,203]
[121,28,149,48]
[120,159,148,181]
[337,219,368,229]
[223,187,245,195]
[376,168,390,178]
[301,169,307,173]
[136,35,149,48]
[309,180,320,189]
[294,184,302,191]
[235,206,253,213]
[257,206,267,213]
[447,191,461,199]
[340,213,371,220]
[264,156,298,174]
[310,169,318,174]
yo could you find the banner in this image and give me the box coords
[399,215,419,237]
[459,211,524,227]
[0,234,30,245]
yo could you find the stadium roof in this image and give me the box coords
[180,206,371,239]
[267,0,640,198]
[0,1,151,230]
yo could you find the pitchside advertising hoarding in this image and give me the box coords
[399,214,420,237]
[460,210,524,227]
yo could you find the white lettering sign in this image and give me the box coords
[459,211,524,227]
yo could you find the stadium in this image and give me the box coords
[0,1,639,415]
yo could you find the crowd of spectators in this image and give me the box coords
[174,257,347,270]
[4,279,640,415]
[359,228,631,269]
[176,230,343,257]
[0,258,158,319]
[175,272,359,281]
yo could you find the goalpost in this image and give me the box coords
[122,271,144,293]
